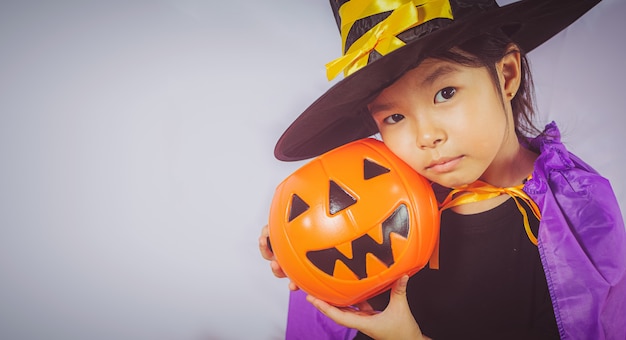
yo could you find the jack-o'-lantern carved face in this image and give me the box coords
[269,138,439,306]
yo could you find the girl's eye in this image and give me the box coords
[383,113,405,125]
[434,87,456,103]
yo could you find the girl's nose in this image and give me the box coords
[416,122,445,149]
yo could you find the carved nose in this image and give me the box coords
[329,180,356,215]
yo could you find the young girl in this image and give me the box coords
[259,0,626,339]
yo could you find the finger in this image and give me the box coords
[258,236,274,260]
[270,260,287,278]
[306,295,339,319]
[306,295,367,328]
[258,226,274,260]
[260,224,269,240]
[386,275,412,314]
[391,275,410,297]
[354,300,374,313]
[288,281,300,291]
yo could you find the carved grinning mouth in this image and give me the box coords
[306,204,409,280]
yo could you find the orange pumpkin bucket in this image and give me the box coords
[268,138,439,306]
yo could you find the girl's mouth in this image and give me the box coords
[426,156,463,173]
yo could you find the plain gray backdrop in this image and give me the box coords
[1,0,624,339]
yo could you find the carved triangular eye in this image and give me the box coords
[329,180,356,215]
[288,194,309,222]
[364,159,390,180]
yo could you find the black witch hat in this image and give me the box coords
[274,0,600,161]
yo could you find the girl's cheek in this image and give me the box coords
[395,149,431,178]
[409,164,429,178]
[380,130,424,172]
[389,148,425,176]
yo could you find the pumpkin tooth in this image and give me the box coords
[335,239,353,259]
[333,259,359,280]
[367,223,384,244]
[365,253,389,277]
[390,232,409,261]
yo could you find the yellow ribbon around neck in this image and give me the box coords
[326,0,453,80]
[428,178,541,270]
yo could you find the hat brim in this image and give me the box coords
[274,0,600,161]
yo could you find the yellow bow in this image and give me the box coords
[326,0,453,80]
[428,178,541,269]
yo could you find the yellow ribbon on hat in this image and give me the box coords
[326,0,453,80]
[428,177,541,269]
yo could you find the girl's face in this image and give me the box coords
[369,54,522,188]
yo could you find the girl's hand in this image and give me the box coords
[258,224,299,291]
[306,275,431,340]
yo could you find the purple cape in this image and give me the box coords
[284,122,626,339]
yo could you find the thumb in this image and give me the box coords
[387,275,410,310]
[379,274,424,339]
[391,275,409,298]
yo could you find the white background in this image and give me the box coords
[0,1,624,339]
